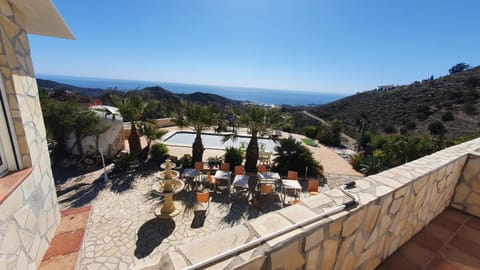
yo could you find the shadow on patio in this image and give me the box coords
[134,218,176,259]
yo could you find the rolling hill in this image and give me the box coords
[308,66,480,138]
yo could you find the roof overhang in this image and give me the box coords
[9,0,74,39]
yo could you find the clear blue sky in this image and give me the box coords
[29,0,480,94]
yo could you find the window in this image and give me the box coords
[0,76,18,176]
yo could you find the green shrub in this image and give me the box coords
[428,121,447,136]
[179,154,192,168]
[150,143,169,162]
[224,147,243,170]
[317,120,341,146]
[383,124,396,134]
[207,156,223,169]
[405,121,417,130]
[441,111,454,122]
[304,125,318,139]
[464,103,478,115]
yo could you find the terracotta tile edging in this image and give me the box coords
[0,168,33,204]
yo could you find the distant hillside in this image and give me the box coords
[37,79,242,108]
[309,66,480,138]
[37,79,105,97]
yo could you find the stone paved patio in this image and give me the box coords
[72,169,361,269]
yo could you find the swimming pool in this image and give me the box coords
[163,131,278,152]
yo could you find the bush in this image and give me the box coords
[428,121,447,136]
[304,125,318,139]
[223,147,243,170]
[464,103,478,115]
[442,111,454,122]
[383,124,396,134]
[179,154,192,168]
[405,121,417,130]
[416,105,431,120]
[150,143,169,162]
[317,120,341,146]
[207,156,223,169]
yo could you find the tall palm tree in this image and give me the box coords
[112,95,154,156]
[237,105,283,172]
[172,102,217,165]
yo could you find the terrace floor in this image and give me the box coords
[378,207,480,270]
[54,128,363,269]
[56,168,361,269]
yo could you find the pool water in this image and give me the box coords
[163,131,278,152]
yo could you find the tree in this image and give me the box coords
[272,136,322,177]
[237,105,283,172]
[112,95,155,156]
[172,102,218,165]
[70,109,105,155]
[40,95,105,156]
[142,122,167,153]
[449,63,470,74]
[317,120,342,146]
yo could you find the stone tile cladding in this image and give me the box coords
[0,1,60,269]
[451,154,480,217]
[156,138,480,270]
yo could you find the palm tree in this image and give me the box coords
[112,95,154,156]
[142,122,167,153]
[273,136,322,177]
[172,102,217,165]
[237,105,283,172]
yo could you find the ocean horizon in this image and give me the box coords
[38,74,346,106]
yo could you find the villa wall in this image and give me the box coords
[0,1,61,269]
[157,137,480,270]
[451,153,480,217]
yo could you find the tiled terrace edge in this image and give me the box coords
[155,137,480,270]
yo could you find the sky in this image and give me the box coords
[29,0,480,94]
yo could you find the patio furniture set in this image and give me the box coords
[152,159,322,220]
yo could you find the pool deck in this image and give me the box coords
[159,126,362,177]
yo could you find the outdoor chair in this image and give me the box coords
[257,164,267,173]
[308,179,319,195]
[287,170,298,180]
[195,191,210,211]
[234,165,245,175]
[259,183,273,195]
[192,191,210,228]
[194,161,204,172]
[220,162,230,171]
[207,171,217,191]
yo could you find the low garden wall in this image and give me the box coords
[156,138,480,270]
[451,153,480,217]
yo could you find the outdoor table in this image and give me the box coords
[257,172,280,181]
[232,174,249,189]
[258,172,281,190]
[214,170,232,190]
[281,179,302,204]
[182,168,200,190]
[182,168,200,178]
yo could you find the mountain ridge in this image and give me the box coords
[308,66,480,138]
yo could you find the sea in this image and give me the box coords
[38,74,346,106]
